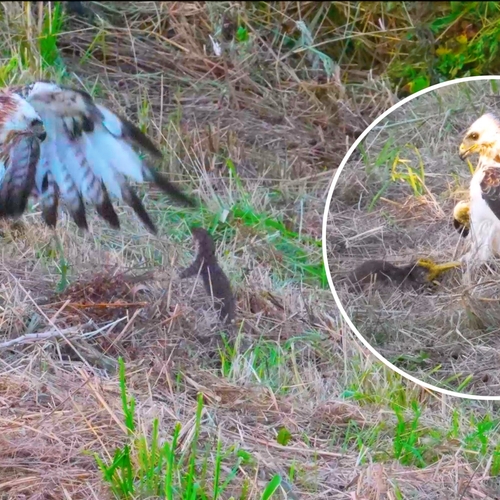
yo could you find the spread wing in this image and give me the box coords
[0,81,196,234]
[480,166,500,221]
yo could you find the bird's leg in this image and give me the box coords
[416,258,462,283]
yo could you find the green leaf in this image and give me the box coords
[409,75,430,94]
[276,427,292,446]
[341,390,357,399]
[236,449,255,465]
[236,26,249,42]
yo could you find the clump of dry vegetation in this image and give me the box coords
[1,2,500,499]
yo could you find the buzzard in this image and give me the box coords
[0,81,196,235]
[457,113,500,265]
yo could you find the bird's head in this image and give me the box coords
[459,113,500,161]
[0,93,46,144]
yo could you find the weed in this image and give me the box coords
[392,400,427,468]
[390,145,427,197]
[39,1,66,74]
[96,359,284,499]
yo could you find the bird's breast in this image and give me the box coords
[470,171,483,201]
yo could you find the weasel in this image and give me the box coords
[345,260,432,292]
[180,227,236,325]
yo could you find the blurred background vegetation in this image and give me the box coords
[234,1,500,94]
[5,2,500,96]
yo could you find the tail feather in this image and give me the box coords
[69,195,89,230]
[40,173,59,228]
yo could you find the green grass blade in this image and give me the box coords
[261,474,282,500]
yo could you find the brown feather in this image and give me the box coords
[117,114,162,158]
[95,183,120,229]
[481,167,500,220]
[120,184,157,234]
[40,172,59,228]
[0,134,40,218]
[0,94,20,129]
[42,188,59,228]
[147,167,197,207]
[69,195,89,231]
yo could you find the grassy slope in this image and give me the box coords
[0,2,500,499]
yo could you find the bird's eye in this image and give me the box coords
[469,132,479,140]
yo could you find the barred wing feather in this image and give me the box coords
[0,81,195,234]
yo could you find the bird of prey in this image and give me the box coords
[0,81,196,235]
[457,112,500,265]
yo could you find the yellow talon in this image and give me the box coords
[416,258,462,282]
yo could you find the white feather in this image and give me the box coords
[459,114,500,267]
[80,132,123,199]
[0,158,6,184]
[87,124,145,182]
[96,104,123,136]
[462,165,500,267]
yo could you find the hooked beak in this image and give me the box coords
[458,142,473,161]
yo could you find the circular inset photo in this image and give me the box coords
[324,76,500,399]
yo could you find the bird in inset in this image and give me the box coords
[456,113,500,267]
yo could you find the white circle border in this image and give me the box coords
[321,75,500,401]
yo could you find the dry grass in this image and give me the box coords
[0,2,500,499]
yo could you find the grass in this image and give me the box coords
[96,359,284,499]
[1,1,500,499]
